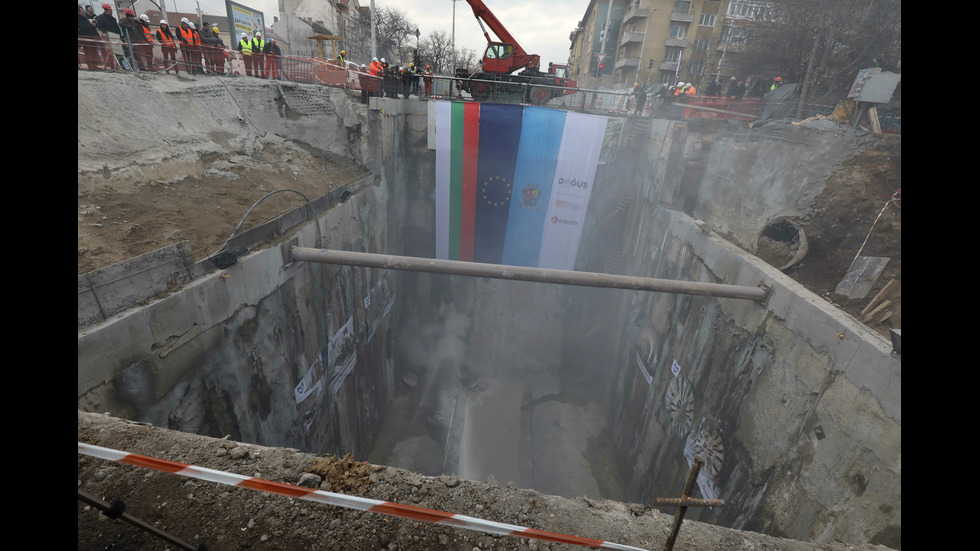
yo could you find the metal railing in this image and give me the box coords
[78,34,382,95]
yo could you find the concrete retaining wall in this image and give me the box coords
[587,121,900,549]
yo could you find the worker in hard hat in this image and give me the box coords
[119,9,151,70]
[685,82,696,96]
[252,32,266,78]
[770,76,782,91]
[238,32,254,76]
[632,82,648,117]
[674,82,685,97]
[95,3,124,69]
[263,38,282,80]
[409,62,421,95]
[175,17,198,74]
[337,49,346,64]
[423,64,434,96]
[207,24,226,75]
[156,20,178,74]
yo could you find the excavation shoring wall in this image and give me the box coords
[77,76,899,549]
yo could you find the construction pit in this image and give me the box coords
[77,71,900,551]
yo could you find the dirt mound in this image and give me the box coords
[78,411,896,551]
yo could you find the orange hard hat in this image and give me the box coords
[775,76,782,82]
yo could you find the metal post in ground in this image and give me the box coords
[655,456,725,551]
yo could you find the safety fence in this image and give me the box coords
[79,442,647,551]
[78,34,381,95]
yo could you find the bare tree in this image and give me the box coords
[374,6,418,63]
[419,30,454,73]
[728,0,900,102]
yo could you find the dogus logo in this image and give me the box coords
[557,177,588,189]
[554,199,583,211]
[551,216,579,225]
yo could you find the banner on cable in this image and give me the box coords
[434,101,607,271]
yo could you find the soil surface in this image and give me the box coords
[77,141,370,275]
[78,411,896,551]
[779,135,901,339]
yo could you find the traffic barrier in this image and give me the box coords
[78,442,648,551]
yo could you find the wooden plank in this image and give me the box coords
[861,279,897,316]
[869,107,882,133]
[873,309,894,325]
[862,299,892,323]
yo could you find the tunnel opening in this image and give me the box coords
[756,217,808,270]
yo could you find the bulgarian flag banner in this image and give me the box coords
[434,101,607,270]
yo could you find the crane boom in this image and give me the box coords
[465,0,540,73]
[454,0,576,105]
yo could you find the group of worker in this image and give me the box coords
[365,57,436,98]
[79,3,234,75]
[237,31,283,79]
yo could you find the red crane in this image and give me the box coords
[455,0,576,104]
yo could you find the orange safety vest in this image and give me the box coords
[686,86,696,96]
[369,61,381,76]
[140,21,153,42]
[193,29,202,46]
[176,26,195,45]
[156,28,175,47]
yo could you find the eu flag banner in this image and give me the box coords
[435,101,607,270]
[502,107,567,267]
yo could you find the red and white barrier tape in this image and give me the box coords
[850,188,901,268]
[78,442,647,551]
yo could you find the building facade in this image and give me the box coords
[568,0,774,92]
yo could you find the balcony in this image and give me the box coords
[660,60,680,72]
[619,32,644,46]
[615,56,640,70]
[670,10,694,23]
[665,37,689,48]
[623,4,650,25]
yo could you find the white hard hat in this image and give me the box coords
[188,22,195,29]
[160,19,168,25]
[241,32,247,38]
[677,82,684,87]
[180,17,189,24]
[372,57,378,62]
[380,58,385,62]
[139,14,149,22]
[255,32,261,36]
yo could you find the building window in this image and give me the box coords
[720,25,747,46]
[699,14,716,27]
[664,48,681,62]
[727,0,774,21]
[692,38,709,50]
[690,62,704,76]
[669,24,686,39]
[674,1,692,14]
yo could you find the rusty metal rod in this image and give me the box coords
[653,497,725,508]
[289,248,770,302]
[662,456,703,551]
[78,489,205,551]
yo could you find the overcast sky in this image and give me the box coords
[176,0,587,66]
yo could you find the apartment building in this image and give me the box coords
[568,0,774,90]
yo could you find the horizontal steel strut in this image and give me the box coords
[289,248,770,302]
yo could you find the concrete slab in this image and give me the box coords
[835,256,889,299]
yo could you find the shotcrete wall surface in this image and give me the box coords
[78,76,898,550]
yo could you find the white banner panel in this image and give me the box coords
[434,101,452,260]
[537,112,608,270]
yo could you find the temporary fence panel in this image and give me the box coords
[683,96,762,121]
[306,58,347,88]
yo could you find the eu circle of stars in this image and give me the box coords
[481,175,512,207]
